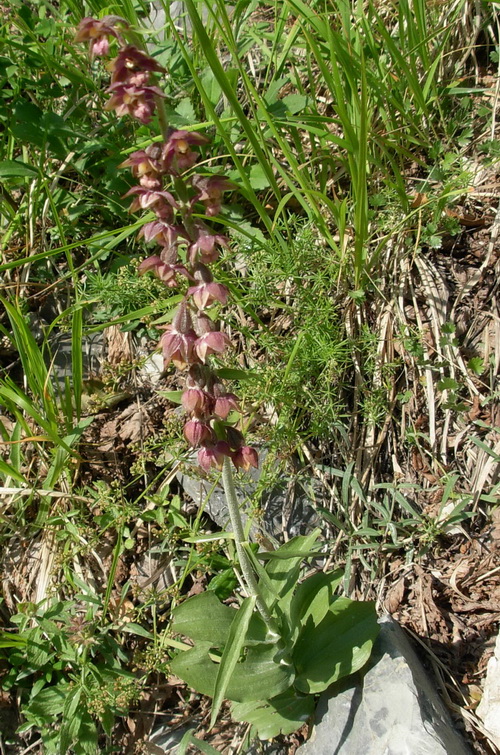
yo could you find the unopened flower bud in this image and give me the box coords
[232,445,259,471]
[214,393,241,420]
[183,419,213,446]
[182,388,212,415]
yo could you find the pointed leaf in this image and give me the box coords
[171,592,234,646]
[210,596,256,729]
[260,529,321,610]
[293,598,379,693]
[172,591,270,647]
[170,640,294,703]
[289,570,343,640]
[260,529,319,614]
[0,457,26,483]
[231,688,314,739]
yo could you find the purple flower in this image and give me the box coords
[138,221,188,250]
[158,301,199,369]
[192,175,235,216]
[198,441,231,471]
[123,186,178,219]
[105,82,165,124]
[162,131,209,175]
[109,45,164,85]
[195,331,230,363]
[188,263,228,309]
[138,255,189,288]
[194,313,230,362]
[232,446,259,471]
[188,222,229,264]
[188,281,228,309]
[120,144,164,187]
[75,16,124,57]
[159,328,198,369]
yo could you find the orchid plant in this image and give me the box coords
[76,16,380,742]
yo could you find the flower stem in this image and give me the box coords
[221,456,276,631]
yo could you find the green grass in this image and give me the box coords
[0,0,498,751]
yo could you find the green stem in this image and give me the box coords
[221,457,277,632]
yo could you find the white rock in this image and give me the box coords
[477,631,500,747]
[297,616,470,755]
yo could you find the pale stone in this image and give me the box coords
[297,616,470,755]
[477,631,500,747]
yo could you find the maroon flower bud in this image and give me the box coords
[75,16,124,57]
[187,363,213,390]
[192,175,235,217]
[162,131,209,175]
[183,419,213,446]
[198,441,231,471]
[159,304,198,369]
[232,446,259,471]
[214,393,241,420]
[182,387,213,415]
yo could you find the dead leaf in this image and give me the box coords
[385,577,405,614]
[104,324,133,365]
[411,192,428,209]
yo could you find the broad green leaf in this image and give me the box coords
[282,94,308,114]
[158,390,183,404]
[216,368,256,381]
[293,598,379,693]
[101,708,114,737]
[207,568,238,600]
[26,630,53,668]
[249,163,270,190]
[172,591,270,646]
[260,529,321,611]
[27,684,66,718]
[0,160,38,177]
[119,622,153,640]
[210,596,256,729]
[231,688,315,739]
[178,729,221,755]
[170,640,294,702]
[59,687,82,754]
[77,711,98,755]
[171,592,235,646]
[170,641,219,697]
[289,570,344,641]
[201,68,223,106]
[0,631,27,648]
